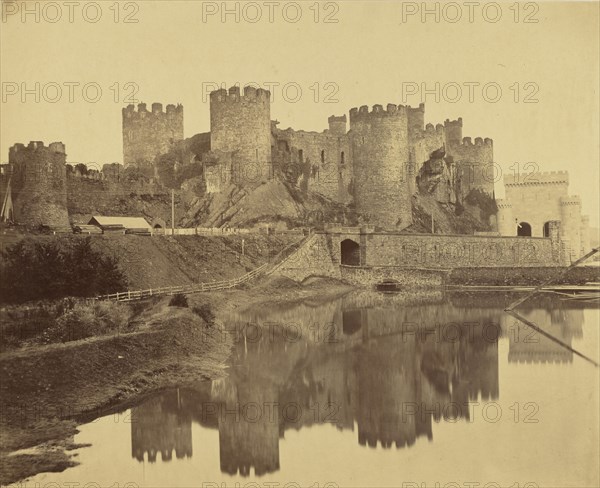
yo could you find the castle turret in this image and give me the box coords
[350,103,412,230]
[495,198,514,236]
[580,215,590,256]
[447,135,494,198]
[444,118,462,145]
[328,115,347,135]
[560,195,582,262]
[210,86,272,186]
[122,102,184,167]
[8,141,70,228]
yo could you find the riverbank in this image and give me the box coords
[0,277,352,485]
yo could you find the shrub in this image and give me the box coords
[0,237,127,304]
[169,293,188,308]
[42,301,130,343]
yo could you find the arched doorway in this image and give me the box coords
[543,222,551,237]
[517,222,532,237]
[341,239,360,266]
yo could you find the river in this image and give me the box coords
[26,291,600,488]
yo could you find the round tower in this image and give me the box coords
[210,86,272,186]
[350,103,411,230]
[580,215,590,255]
[560,195,582,262]
[9,141,70,228]
[495,198,514,236]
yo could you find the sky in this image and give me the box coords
[1,0,599,223]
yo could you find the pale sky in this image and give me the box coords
[1,1,599,223]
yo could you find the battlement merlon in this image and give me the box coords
[210,86,271,103]
[504,170,569,186]
[9,141,66,161]
[122,103,183,117]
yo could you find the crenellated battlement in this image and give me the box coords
[122,102,183,118]
[9,141,66,162]
[560,195,581,205]
[505,170,569,186]
[210,85,271,104]
[451,136,493,147]
[444,118,463,127]
[350,103,417,121]
[423,123,445,135]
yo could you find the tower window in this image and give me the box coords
[341,151,345,165]
[321,150,325,163]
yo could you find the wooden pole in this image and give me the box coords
[171,189,175,236]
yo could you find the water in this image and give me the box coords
[27,291,600,488]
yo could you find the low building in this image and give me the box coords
[88,216,152,234]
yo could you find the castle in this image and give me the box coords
[496,171,591,261]
[123,85,495,231]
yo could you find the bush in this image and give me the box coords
[42,301,130,343]
[169,293,188,308]
[0,237,127,304]
[192,303,215,327]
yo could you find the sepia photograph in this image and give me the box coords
[1,1,599,487]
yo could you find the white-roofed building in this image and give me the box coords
[88,215,152,233]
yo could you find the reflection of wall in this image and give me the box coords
[130,391,192,463]
[501,307,584,363]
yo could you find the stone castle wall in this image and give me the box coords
[273,229,563,285]
[9,141,70,228]
[122,103,184,166]
[274,127,352,203]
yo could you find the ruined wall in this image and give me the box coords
[122,103,184,166]
[274,127,351,203]
[210,86,271,186]
[350,104,412,230]
[9,141,70,228]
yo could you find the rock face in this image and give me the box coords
[9,141,70,228]
[416,148,457,204]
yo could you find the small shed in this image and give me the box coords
[88,216,152,234]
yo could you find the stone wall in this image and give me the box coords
[272,230,565,286]
[273,127,351,203]
[340,265,445,288]
[335,232,559,268]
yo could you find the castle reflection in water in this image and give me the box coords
[129,291,589,476]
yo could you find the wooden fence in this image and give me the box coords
[96,232,313,302]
